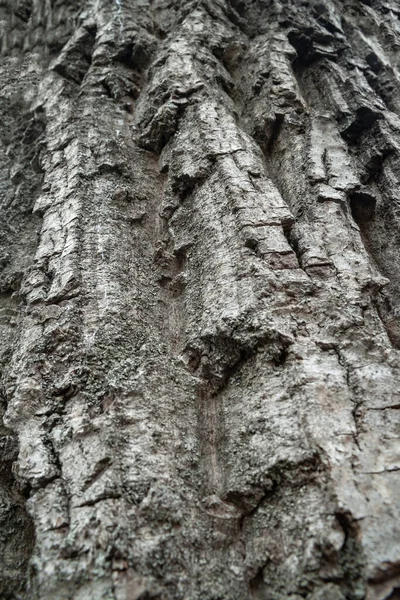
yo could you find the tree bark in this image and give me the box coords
[0,0,399,598]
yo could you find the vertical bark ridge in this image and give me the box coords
[0,1,399,599]
[0,6,50,595]
[134,1,400,598]
[222,3,400,598]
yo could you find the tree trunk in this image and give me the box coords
[1,1,399,598]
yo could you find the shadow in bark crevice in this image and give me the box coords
[0,395,35,600]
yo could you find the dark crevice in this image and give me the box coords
[363,54,398,112]
[288,28,341,70]
[14,1,32,23]
[74,493,121,509]
[249,566,265,598]
[52,24,97,85]
[345,176,400,349]
[341,107,382,143]
[114,41,153,73]
[272,345,288,367]
[368,404,400,411]
[348,190,376,224]
[170,166,212,201]
[0,395,35,599]
[334,510,366,600]
[361,147,393,184]
[266,113,284,154]
[282,225,311,275]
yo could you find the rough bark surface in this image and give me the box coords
[0,0,399,599]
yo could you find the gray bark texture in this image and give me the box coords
[0,0,399,598]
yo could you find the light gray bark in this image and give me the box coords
[0,1,399,599]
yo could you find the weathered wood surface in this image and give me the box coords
[0,1,399,598]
